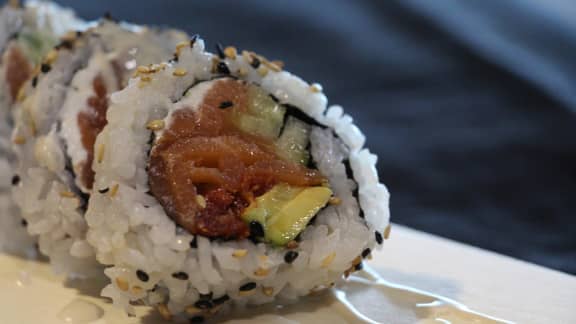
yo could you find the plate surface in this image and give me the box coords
[0,225,574,323]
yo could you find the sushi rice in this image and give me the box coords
[86,37,390,320]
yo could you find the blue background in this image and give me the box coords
[52,0,576,273]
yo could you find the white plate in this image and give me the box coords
[0,228,506,323]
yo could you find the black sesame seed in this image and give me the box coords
[21,219,27,227]
[103,11,114,21]
[194,299,212,310]
[361,248,371,259]
[40,63,51,73]
[199,292,213,300]
[189,34,199,47]
[11,175,20,186]
[56,40,73,50]
[250,56,261,69]
[171,53,179,63]
[249,221,264,238]
[31,76,38,87]
[190,316,205,323]
[284,251,299,264]
[190,236,198,248]
[216,62,230,75]
[215,43,225,59]
[212,294,230,305]
[219,101,233,109]
[136,270,149,282]
[239,282,257,292]
[269,94,279,103]
[375,231,383,245]
[355,262,364,271]
[98,187,109,194]
[172,272,189,280]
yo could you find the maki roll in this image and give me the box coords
[10,19,187,275]
[0,0,84,255]
[86,37,390,320]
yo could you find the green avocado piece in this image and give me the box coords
[241,184,304,230]
[275,116,311,165]
[265,186,332,245]
[242,184,332,246]
[234,85,286,139]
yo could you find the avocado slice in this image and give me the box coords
[275,116,311,165]
[234,85,286,139]
[242,184,332,246]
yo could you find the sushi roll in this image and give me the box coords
[86,37,390,320]
[0,0,84,255]
[10,19,187,276]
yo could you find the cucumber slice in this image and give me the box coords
[276,117,310,165]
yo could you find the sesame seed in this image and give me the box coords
[12,136,26,145]
[284,251,299,264]
[354,262,363,271]
[21,219,27,227]
[361,248,371,259]
[196,195,206,208]
[137,66,150,73]
[263,60,281,72]
[249,221,264,238]
[59,191,76,198]
[31,76,38,87]
[190,34,199,47]
[212,294,230,305]
[321,252,336,268]
[190,316,205,323]
[176,41,188,54]
[109,184,119,198]
[98,187,109,194]
[224,46,237,59]
[384,224,392,239]
[173,68,187,77]
[136,269,149,282]
[272,60,284,69]
[132,286,144,294]
[11,175,20,186]
[254,267,270,276]
[286,240,299,249]
[218,101,233,109]
[146,119,165,131]
[329,197,342,205]
[375,231,383,244]
[115,278,129,291]
[140,76,151,82]
[215,43,225,59]
[216,62,230,75]
[157,304,172,321]
[257,66,268,77]
[310,83,322,93]
[262,287,274,297]
[239,282,257,292]
[45,50,58,64]
[172,272,189,280]
[185,305,201,315]
[96,143,105,163]
[237,67,248,77]
[190,236,197,248]
[232,249,248,258]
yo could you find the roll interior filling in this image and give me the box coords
[148,78,332,243]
